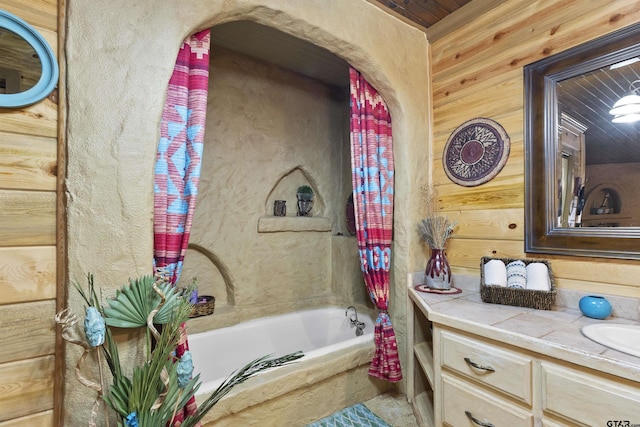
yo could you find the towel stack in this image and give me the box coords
[483,259,551,291]
[506,260,527,289]
[483,259,507,287]
[525,262,552,291]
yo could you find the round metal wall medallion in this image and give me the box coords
[443,118,510,187]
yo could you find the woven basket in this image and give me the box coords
[189,295,215,318]
[480,257,556,310]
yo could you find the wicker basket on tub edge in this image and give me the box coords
[189,295,215,318]
[480,256,556,310]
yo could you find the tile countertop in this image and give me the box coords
[409,283,640,383]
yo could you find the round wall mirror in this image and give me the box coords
[0,10,58,108]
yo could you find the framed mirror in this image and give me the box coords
[525,22,640,260]
[0,9,58,108]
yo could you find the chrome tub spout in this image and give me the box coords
[345,306,366,336]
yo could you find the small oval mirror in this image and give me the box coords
[0,10,58,108]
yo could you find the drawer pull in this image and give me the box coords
[465,410,495,427]
[464,357,495,372]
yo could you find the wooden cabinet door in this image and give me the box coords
[441,372,533,427]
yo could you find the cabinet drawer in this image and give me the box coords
[542,362,640,426]
[441,372,533,427]
[440,329,533,404]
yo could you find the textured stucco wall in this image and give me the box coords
[65,0,430,424]
[180,47,358,325]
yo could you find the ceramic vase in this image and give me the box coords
[296,193,313,216]
[579,295,612,319]
[425,248,452,289]
[273,200,286,216]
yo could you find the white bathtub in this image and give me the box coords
[189,306,374,396]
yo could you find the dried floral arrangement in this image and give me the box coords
[417,216,457,249]
[56,272,303,427]
[416,189,457,249]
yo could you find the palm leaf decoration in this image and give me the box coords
[153,280,187,324]
[102,275,186,328]
[105,310,199,421]
[180,351,304,427]
[67,272,305,427]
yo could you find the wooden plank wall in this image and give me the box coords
[431,0,640,298]
[0,0,59,425]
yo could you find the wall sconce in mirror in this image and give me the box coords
[609,79,640,123]
[525,22,640,260]
[0,10,58,108]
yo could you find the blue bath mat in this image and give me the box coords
[306,403,391,427]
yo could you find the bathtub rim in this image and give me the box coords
[190,305,376,396]
[195,338,377,424]
[186,302,377,336]
[189,305,376,335]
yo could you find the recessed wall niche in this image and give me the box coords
[258,166,332,233]
[178,244,234,311]
[266,166,323,217]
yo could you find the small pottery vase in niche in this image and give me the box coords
[296,194,313,216]
[425,248,452,289]
[296,185,314,217]
[273,200,286,217]
[579,295,612,319]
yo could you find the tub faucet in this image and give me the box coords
[345,306,366,336]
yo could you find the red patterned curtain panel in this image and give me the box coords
[349,67,402,382]
[153,29,211,426]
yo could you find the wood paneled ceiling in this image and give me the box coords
[558,61,640,165]
[370,0,472,30]
[368,0,506,40]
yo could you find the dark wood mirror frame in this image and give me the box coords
[525,23,640,260]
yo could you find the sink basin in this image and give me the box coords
[582,323,640,358]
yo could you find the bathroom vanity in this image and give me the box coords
[407,277,640,427]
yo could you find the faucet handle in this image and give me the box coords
[345,306,360,327]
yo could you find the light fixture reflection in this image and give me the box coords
[610,79,640,123]
[610,57,640,70]
[612,113,640,123]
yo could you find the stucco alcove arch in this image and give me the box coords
[65,1,429,424]
[182,243,235,304]
[264,165,324,217]
[256,165,334,233]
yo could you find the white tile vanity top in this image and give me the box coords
[409,286,640,383]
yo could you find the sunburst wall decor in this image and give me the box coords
[443,118,510,187]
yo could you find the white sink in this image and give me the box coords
[582,323,640,358]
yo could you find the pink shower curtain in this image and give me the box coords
[154,29,211,426]
[349,66,402,382]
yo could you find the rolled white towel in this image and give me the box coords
[484,259,507,287]
[525,262,551,291]
[506,260,527,289]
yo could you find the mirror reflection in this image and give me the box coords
[525,22,640,260]
[556,59,640,228]
[556,56,640,227]
[0,27,42,94]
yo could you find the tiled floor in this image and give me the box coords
[363,392,419,426]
